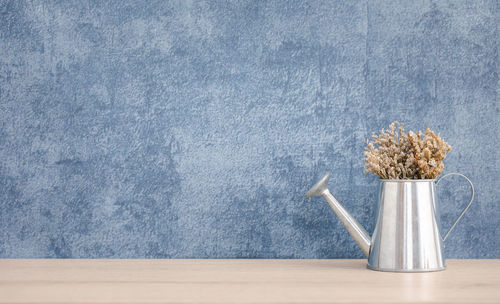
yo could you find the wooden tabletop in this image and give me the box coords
[0,259,498,304]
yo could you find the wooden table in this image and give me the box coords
[0,259,498,303]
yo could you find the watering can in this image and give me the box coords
[306,172,474,272]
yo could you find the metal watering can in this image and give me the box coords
[306,172,474,272]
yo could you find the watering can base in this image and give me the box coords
[366,264,446,272]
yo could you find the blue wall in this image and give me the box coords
[0,0,498,258]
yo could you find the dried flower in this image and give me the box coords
[364,122,451,179]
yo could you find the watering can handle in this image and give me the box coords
[435,173,475,241]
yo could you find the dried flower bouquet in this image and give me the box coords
[364,122,452,179]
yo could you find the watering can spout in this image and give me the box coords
[306,173,371,257]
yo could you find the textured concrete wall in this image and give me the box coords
[0,0,498,258]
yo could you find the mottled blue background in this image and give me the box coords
[0,1,498,258]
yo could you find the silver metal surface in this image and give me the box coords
[306,172,474,272]
[306,173,371,257]
[368,179,446,272]
[436,173,475,241]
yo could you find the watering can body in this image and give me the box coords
[306,173,474,272]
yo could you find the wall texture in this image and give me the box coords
[0,0,498,258]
